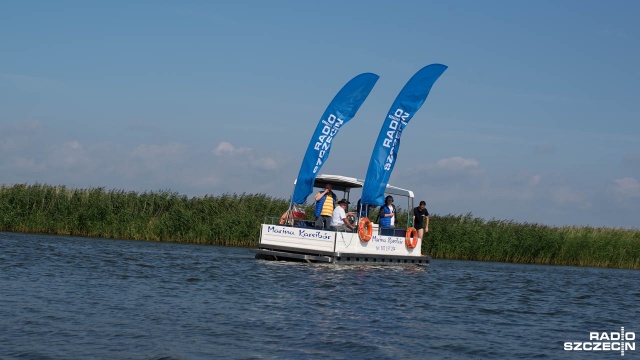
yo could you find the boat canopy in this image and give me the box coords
[294,174,414,199]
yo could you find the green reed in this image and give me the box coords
[423,213,640,269]
[0,183,301,246]
[1,184,638,269]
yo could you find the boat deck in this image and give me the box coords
[253,246,430,266]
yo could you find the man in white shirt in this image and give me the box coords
[331,199,355,231]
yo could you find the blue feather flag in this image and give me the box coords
[361,64,447,206]
[291,73,379,204]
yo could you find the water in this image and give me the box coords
[1,232,638,359]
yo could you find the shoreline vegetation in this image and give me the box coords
[1,183,638,269]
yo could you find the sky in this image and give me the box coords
[1,0,639,229]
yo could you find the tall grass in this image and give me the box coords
[0,183,298,246]
[1,184,638,269]
[424,213,640,269]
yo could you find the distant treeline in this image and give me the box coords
[1,184,639,269]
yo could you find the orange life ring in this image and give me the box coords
[405,227,419,249]
[358,217,373,242]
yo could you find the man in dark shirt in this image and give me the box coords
[412,200,430,239]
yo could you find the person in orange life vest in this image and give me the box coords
[314,184,336,229]
[412,200,430,239]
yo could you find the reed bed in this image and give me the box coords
[1,184,638,269]
[423,213,640,269]
[0,183,298,246]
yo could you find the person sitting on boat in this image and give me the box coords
[314,184,336,229]
[412,200,430,239]
[377,195,397,228]
[331,199,356,232]
[356,198,377,219]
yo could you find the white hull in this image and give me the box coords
[254,224,430,265]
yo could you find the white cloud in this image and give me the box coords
[211,141,280,172]
[6,120,44,132]
[183,175,220,189]
[494,173,542,202]
[53,140,85,166]
[1,138,18,152]
[251,157,278,171]
[402,156,483,186]
[529,175,542,187]
[10,157,45,172]
[611,177,640,199]
[398,156,486,207]
[127,143,187,175]
[0,73,60,93]
[212,141,251,156]
[434,156,479,171]
[132,143,185,160]
[0,120,45,152]
[551,186,591,208]
[0,132,288,197]
[5,121,634,228]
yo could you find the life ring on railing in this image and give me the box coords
[358,217,373,242]
[405,227,419,249]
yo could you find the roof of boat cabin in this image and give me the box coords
[303,174,414,198]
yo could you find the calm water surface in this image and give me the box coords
[1,232,638,359]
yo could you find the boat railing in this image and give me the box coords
[263,216,281,225]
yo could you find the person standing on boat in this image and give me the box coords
[412,200,430,239]
[378,195,397,228]
[314,184,336,229]
[331,199,356,231]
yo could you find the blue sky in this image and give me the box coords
[1,0,639,229]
